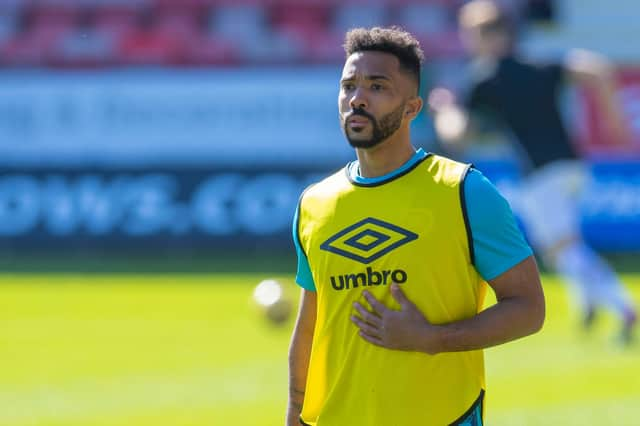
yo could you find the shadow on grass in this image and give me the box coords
[0,249,637,275]
[0,248,297,274]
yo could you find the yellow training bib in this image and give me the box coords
[296,154,487,426]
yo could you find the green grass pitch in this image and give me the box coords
[0,274,638,426]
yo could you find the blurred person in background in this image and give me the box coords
[429,0,637,344]
[288,26,545,426]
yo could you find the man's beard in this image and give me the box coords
[343,103,405,149]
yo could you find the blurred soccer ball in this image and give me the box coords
[252,279,292,325]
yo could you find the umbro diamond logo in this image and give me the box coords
[320,217,418,264]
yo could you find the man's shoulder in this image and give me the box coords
[423,154,472,187]
[300,166,350,202]
[503,55,565,78]
[427,153,468,167]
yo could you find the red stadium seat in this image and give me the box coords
[1,2,79,67]
[0,0,468,67]
[155,8,204,65]
[306,30,345,64]
[270,3,330,55]
[271,3,330,32]
[118,28,182,65]
[2,28,64,66]
[27,4,77,35]
[185,35,238,66]
[155,7,200,42]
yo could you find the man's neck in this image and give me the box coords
[355,136,416,178]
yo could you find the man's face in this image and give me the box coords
[458,1,511,59]
[338,51,415,149]
[460,25,511,59]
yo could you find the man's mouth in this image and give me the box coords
[347,115,370,129]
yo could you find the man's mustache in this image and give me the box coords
[346,108,376,122]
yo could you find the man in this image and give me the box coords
[430,0,636,343]
[287,27,545,426]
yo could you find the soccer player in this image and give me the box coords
[287,27,545,426]
[430,0,637,343]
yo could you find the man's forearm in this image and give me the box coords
[595,74,629,145]
[286,290,316,426]
[419,257,545,354]
[421,295,544,354]
[567,49,629,145]
[286,392,304,426]
[287,343,310,426]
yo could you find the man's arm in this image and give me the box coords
[430,255,545,352]
[427,87,500,153]
[286,289,316,426]
[351,255,545,354]
[565,48,631,146]
[427,87,472,145]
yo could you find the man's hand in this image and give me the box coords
[427,87,470,144]
[350,283,441,354]
[352,257,544,355]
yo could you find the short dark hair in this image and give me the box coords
[343,27,424,90]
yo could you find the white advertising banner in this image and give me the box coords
[0,68,353,166]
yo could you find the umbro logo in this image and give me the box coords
[320,217,418,264]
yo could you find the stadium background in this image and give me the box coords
[0,0,638,425]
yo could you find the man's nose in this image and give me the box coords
[349,88,367,110]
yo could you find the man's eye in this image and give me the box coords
[371,84,383,90]
[342,84,354,91]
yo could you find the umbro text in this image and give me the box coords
[330,267,407,291]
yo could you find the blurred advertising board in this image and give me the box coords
[477,160,640,252]
[0,69,352,167]
[0,162,638,252]
[0,70,637,253]
[0,167,326,250]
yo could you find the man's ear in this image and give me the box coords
[405,96,424,120]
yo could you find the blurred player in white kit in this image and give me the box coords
[430,0,636,343]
